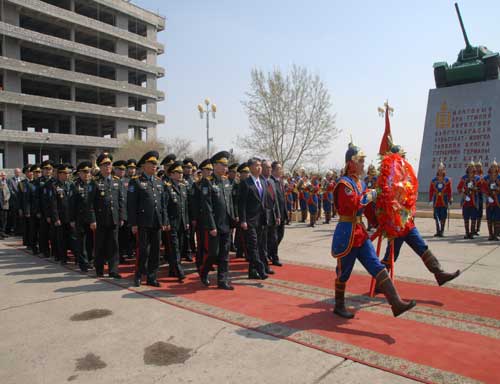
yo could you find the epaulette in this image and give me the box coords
[207,176,213,181]
[113,175,120,180]
[165,181,172,187]
[132,175,139,179]
[155,176,161,180]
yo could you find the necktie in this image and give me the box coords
[256,178,263,198]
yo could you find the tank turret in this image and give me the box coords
[433,3,499,88]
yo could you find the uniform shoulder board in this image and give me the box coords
[165,181,172,187]
[155,176,161,180]
[132,175,139,179]
[113,175,120,180]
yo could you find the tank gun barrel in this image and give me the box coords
[455,3,471,49]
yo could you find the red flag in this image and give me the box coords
[379,106,392,156]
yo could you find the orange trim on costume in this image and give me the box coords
[331,222,356,259]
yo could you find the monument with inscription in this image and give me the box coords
[417,4,500,197]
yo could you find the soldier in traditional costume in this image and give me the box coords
[457,161,480,239]
[429,162,452,237]
[481,160,500,241]
[474,161,485,235]
[331,143,416,319]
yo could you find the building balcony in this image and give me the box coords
[0,129,121,149]
[0,21,164,77]
[0,90,165,124]
[94,0,165,31]
[5,0,164,53]
[0,56,164,101]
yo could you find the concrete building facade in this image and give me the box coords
[0,0,165,168]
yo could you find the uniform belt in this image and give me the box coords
[338,215,362,223]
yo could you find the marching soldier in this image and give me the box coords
[457,161,480,239]
[89,153,125,278]
[128,151,168,287]
[331,142,416,318]
[429,162,452,237]
[26,164,41,254]
[322,171,335,224]
[34,160,55,258]
[193,159,213,271]
[306,182,318,227]
[160,153,176,263]
[164,161,190,282]
[48,164,74,265]
[298,176,308,223]
[199,151,236,290]
[481,160,500,241]
[70,161,95,272]
[114,159,130,263]
[20,165,33,249]
[183,157,196,262]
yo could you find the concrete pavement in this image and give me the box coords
[1,217,498,384]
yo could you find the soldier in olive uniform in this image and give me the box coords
[199,151,236,290]
[114,159,130,263]
[128,151,168,287]
[164,161,189,282]
[20,165,34,249]
[48,164,74,265]
[33,160,55,258]
[183,157,196,262]
[160,154,176,263]
[89,153,125,278]
[194,159,214,271]
[70,161,95,272]
[26,164,41,254]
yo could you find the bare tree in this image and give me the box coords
[162,137,193,159]
[113,138,166,161]
[241,65,339,172]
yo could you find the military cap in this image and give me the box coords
[210,151,230,166]
[138,150,160,167]
[56,163,73,173]
[168,160,184,174]
[157,169,165,178]
[127,159,137,168]
[113,160,127,170]
[161,153,176,166]
[199,159,213,170]
[237,162,250,173]
[41,159,54,169]
[229,163,239,172]
[96,152,113,166]
[183,157,194,168]
[22,164,32,173]
[77,161,92,172]
[345,142,365,163]
[192,161,198,171]
[30,164,41,172]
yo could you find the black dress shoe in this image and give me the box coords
[272,261,283,267]
[265,268,275,275]
[217,282,234,290]
[259,273,269,280]
[200,275,210,287]
[109,272,122,279]
[147,280,161,287]
[80,266,89,273]
[248,271,261,279]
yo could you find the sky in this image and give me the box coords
[133,0,500,170]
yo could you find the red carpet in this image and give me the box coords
[9,243,500,384]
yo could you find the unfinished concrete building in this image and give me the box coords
[0,0,165,168]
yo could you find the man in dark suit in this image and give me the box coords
[7,168,22,235]
[128,151,168,287]
[269,161,286,266]
[262,160,280,275]
[238,157,269,279]
[89,152,125,279]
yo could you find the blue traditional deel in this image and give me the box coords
[431,176,451,206]
[331,176,371,258]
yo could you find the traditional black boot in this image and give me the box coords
[464,220,472,239]
[487,221,495,241]
[333,281,354,319]
[376,270,416,317]
[433,219,440,237]
[421,250,460,286]
[439,219,446,237]
[475,218,481,235]
[470,219,477,238]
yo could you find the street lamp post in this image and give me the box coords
[197,98,217,158]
